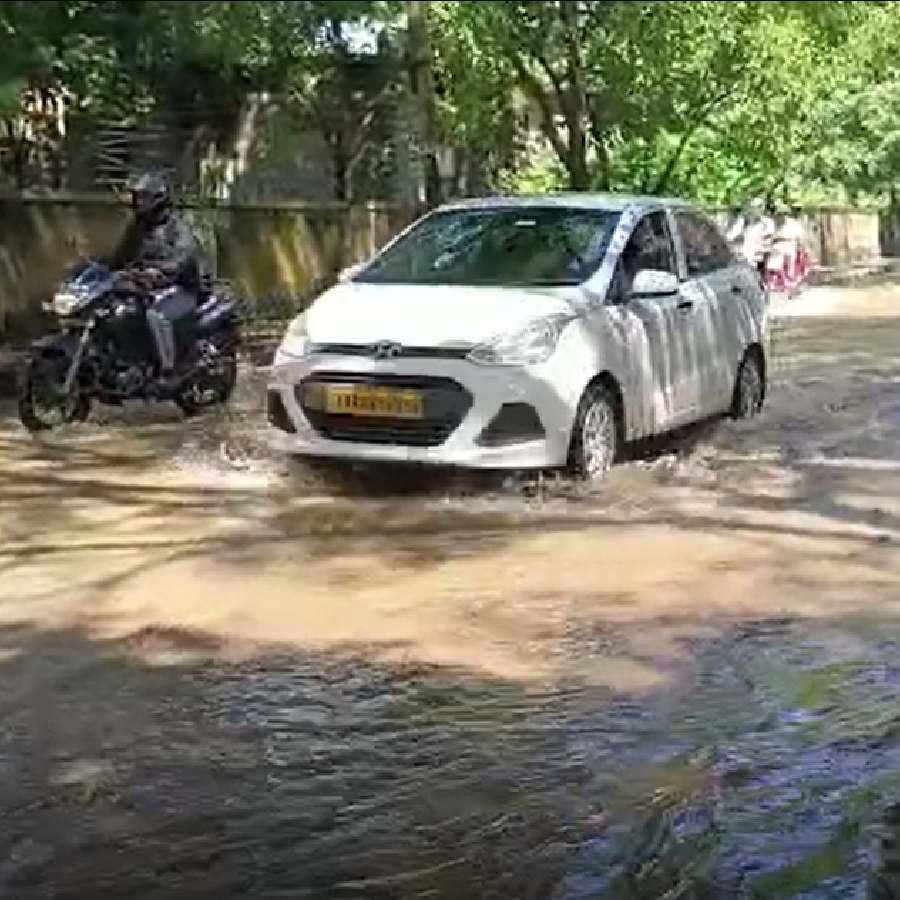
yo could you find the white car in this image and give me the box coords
[268,195,767,478]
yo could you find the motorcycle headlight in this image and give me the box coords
[274,312,312,364]
[51,291,82,317]
[468,316,572,367]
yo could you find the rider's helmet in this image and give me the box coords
[128,170,173,226]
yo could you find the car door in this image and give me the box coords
[607,210,692,434]
[671,209,739,415]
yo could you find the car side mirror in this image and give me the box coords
[630,269,679,298]
[338,262,364,283]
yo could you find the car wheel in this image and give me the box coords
[732,350,764,419]
[568,382,619,479]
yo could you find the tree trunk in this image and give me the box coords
[406,0,440,206]
[566,150,590,191]
[328,133,351,201]
[592,141,610,191]
[558,1,590,191]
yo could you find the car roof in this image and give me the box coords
[437,193,694,214]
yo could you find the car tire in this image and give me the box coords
[731,349,765,419]
[567,382,620,480]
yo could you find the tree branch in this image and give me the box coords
[651,123,700,194]
[346,80,396,165]
[508,53,569,166]
[346,108,378,170]
[532,50,567,108]
[652,83,736,193]
[559,1,586,118]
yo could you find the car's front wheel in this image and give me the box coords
[567,382,620,480]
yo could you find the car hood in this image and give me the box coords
[305,282,584,347]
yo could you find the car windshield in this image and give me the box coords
[356,207,621,287]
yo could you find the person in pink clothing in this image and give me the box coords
[768,204,809,295]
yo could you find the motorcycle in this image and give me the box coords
[19,260,240,431]
[763,241,810,297]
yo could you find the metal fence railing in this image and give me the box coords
[220,280,330,352]
[235,294,306,342]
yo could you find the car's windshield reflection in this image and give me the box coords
[356,207,620,287]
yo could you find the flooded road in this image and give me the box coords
[1,284,900,897]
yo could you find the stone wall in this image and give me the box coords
[816,210,882,267]
[0,195,419,337]
[0,195,889,338]
[710,207,883,268]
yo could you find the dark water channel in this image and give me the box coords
[5,617,900,899]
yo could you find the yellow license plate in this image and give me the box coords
[323,385,424,419]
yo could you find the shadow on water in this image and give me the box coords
[5,618,900,898]
[0,619,683,900]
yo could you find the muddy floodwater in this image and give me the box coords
[2,284,900,898]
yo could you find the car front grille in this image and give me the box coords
[310,343,472,360]
[298,373,472,448]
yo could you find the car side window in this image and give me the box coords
[611,211,676,300]
[676,211,733,277]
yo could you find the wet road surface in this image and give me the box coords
[1,284,900,898]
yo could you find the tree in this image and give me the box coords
[631,1,900,205]
[429,1,518,194]
[431,0,900,205]
[433,1,780,193]
[5,0,900,204]
[0,0,409,196]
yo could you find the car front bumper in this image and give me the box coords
[267,353,577,469]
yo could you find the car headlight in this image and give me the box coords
[275,313,312,362]
[468,316,572,366]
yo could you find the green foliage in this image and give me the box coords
[498,158,567,196]
[431,1,785,192]
[0,1,400,116]
[3,0,900,203]
[432,0,900,205]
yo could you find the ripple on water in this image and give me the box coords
[5,620,900,898]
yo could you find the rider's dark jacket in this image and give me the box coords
[109,212,201,292]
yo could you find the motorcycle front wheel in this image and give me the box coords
[18,357,91,431]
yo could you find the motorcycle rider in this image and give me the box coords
[768,202,809,294]
[109,170,201,387]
